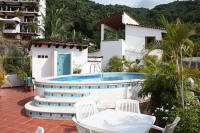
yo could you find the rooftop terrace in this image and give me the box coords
[0,87,78,133]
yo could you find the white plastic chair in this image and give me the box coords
[72,117,91,133]
[72,117,117,133]
[75,101,98,122]
[152,117,181,133]
[115,99,141,113]
[35,126,44,133]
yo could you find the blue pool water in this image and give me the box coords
[50,73,145,82]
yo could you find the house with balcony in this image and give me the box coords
[89,11,166,69]
[0,0,45,40]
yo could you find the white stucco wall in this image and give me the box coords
[122,13,139,25]
[125,25,165,61]
[31,45,88,79]
[100,39,125,69]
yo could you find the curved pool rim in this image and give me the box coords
[35,72,146,85]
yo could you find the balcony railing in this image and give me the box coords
[0,7,38,13]
[0,0,38,3]
[20,28,39,34]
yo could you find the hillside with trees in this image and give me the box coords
[44,0,200,50]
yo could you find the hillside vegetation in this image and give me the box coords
[45,0,200,47]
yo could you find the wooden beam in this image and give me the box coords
[63,45,67,48]
[55,44,59,48]
[69,45,74,49]
[83,46,88,49]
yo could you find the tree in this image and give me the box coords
[42,3,73,41]
[151,16,197,109]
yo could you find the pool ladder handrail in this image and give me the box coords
[89,63,102,74]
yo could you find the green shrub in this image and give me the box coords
[3,64,16,74]
[168,105,200,133]
[139,62,180,111]
[104,56,123,72]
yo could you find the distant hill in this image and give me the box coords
[46,0,200,45]
[150,0,200,26]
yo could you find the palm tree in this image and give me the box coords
[151,16,197,109]
[42,4,73,41]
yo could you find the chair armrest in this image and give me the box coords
[151,125,165,132]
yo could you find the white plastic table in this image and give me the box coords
[81,109,156,133]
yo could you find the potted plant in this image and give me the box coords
[17,69,28,90]
[77,68,82,74]
[73,62,82,74]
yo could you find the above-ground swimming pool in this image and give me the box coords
[49,73,145,82]
[25,73,146,119]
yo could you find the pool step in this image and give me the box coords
[25,101,75,119]
[34,96,81,107]
[44,89,91,98]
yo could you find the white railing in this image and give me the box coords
[0,0,38,3]
[0,7,38,13]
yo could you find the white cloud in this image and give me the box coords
[90,0,175,8]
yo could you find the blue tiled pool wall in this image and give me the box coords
[44,92,90,98]
[34,100,75,107]
[26,110,75,118]
[35,82,142,90]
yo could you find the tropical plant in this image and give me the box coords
[104,56,123,72]
[42,3,74,41]
[16,68,28,83]
[0,69,11,88]
[139,55,160,74]
[139,62,180,112]
[168,104,200,133]
[150,16,198,109]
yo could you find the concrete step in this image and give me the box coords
[25,101,75,119]
[44,89,91,98]
[34,96,81,107]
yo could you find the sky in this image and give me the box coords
[90,0,176,9]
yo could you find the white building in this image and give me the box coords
[30,40,102,79]
[89,11,166,69]
[0,0,46,40]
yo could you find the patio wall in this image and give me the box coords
[100,39,125,69]
[1,74,23,88]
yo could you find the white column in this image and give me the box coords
[53,51,57,77]
[101,24,104,41]
[116,31,119,39]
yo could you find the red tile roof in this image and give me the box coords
[127,24,165,30]
[96,11,139,30]
[29,40,88,50]
[96,11,165,31]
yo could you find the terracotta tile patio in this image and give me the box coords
[0,87,78,133]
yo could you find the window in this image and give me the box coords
[145,36,155,49]
[5,23,16,30]
[162,32,167,39]
[38,55,48,59]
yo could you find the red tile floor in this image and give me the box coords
[0,87,78,133]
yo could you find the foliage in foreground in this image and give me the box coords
[168,105,200,133]
[139,62,180,112]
